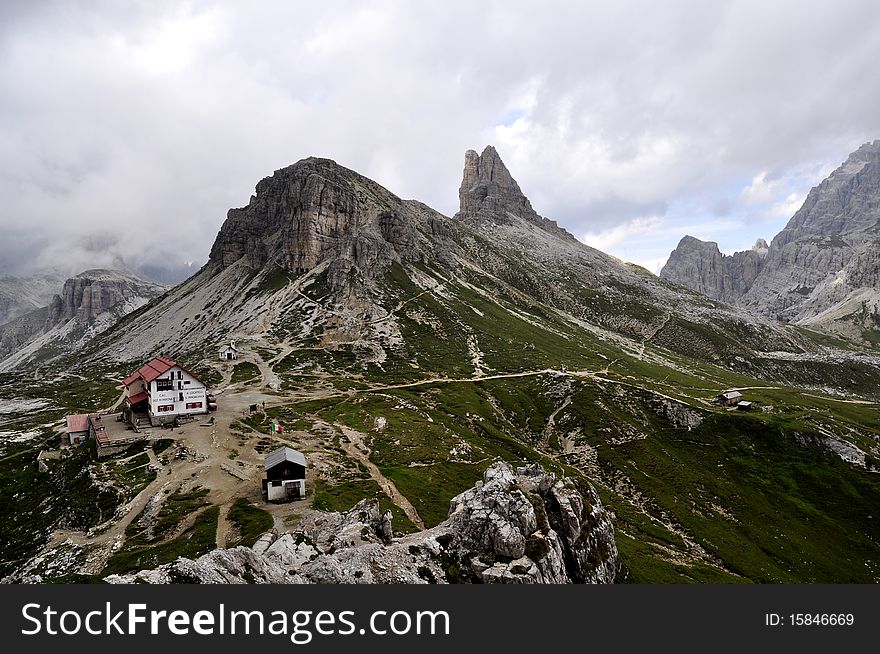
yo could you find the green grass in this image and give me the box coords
[257,265,292,294]
[102,506,219,576]
[862,329,880,347]
[312,478,418,534]
[123,488,211,548]
[230,361,261,385]
[109,452,156,499]
[0,442,119,578]
[595,413,880,582]
[379,463,483,528]
[226,498,273,547]
[152,438,175,454]
[274,355,880,582]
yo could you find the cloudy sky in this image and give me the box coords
[2,0,880,281]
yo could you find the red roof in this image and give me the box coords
[122,355,197,387]
[66,413,91,433]
[127,391,149,405]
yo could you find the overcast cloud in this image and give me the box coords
[2,0,880,280]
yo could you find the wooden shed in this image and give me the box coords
[262,446,306,501]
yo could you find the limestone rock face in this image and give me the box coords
[208,157,452,290]
[661,140,880,331]
[47,270,164,323]
[456,146,575,240]
[660,236,768,305]
[0,269,166,368]
[105,462,618,585]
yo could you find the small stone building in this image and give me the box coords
[716,390,743,407]
[262,446,306,502]
[66,413,93,445]
[219,341,239,361]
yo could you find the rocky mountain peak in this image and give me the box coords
[458,145,537,221]
[456,145,576,240]
[847,138,880,161]
[661,235,766,304]
[662,139,880,328]
[206,155,457,299]
[674,235,722,253]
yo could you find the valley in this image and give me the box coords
[1,146,878,584]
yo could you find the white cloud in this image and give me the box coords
[740,172,782,206]
[581,216,663,252]
[1,0,879,279]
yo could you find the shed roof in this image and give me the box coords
[264,446,306,470]
[127,391,149,405]
[720,391,743,399]
[66,413,91,433]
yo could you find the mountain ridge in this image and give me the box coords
[661,140,880,341]
[3,145,880,585]
[0,268,167,371]
[84,145,826,381]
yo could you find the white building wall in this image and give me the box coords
[267,482,286,501]
[266,479,305,501]
[148,366,208,418]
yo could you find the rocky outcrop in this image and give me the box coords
[661,140,880,332]
[45,270,165,323]
[660,236,768,305]
[208,157,454,290]
[105,462,618,585]
[0,269,166,368]
[456,146,575,240]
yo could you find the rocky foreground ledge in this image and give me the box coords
[106,462,618,584]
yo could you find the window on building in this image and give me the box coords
[185,402,203,409]
[156,378,173,391]
[156,404,174,413]
[184,380,191,385]
[179,392,184,402]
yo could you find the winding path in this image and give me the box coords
[337,424,425,529]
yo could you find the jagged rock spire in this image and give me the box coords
[457,145,538,222]
[456,145,575,240]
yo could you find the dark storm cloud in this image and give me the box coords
[2,0,879,278]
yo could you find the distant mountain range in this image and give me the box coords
[662,140,880,343]
[0,269,166,371]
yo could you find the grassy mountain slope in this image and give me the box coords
[1,149,878,582]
